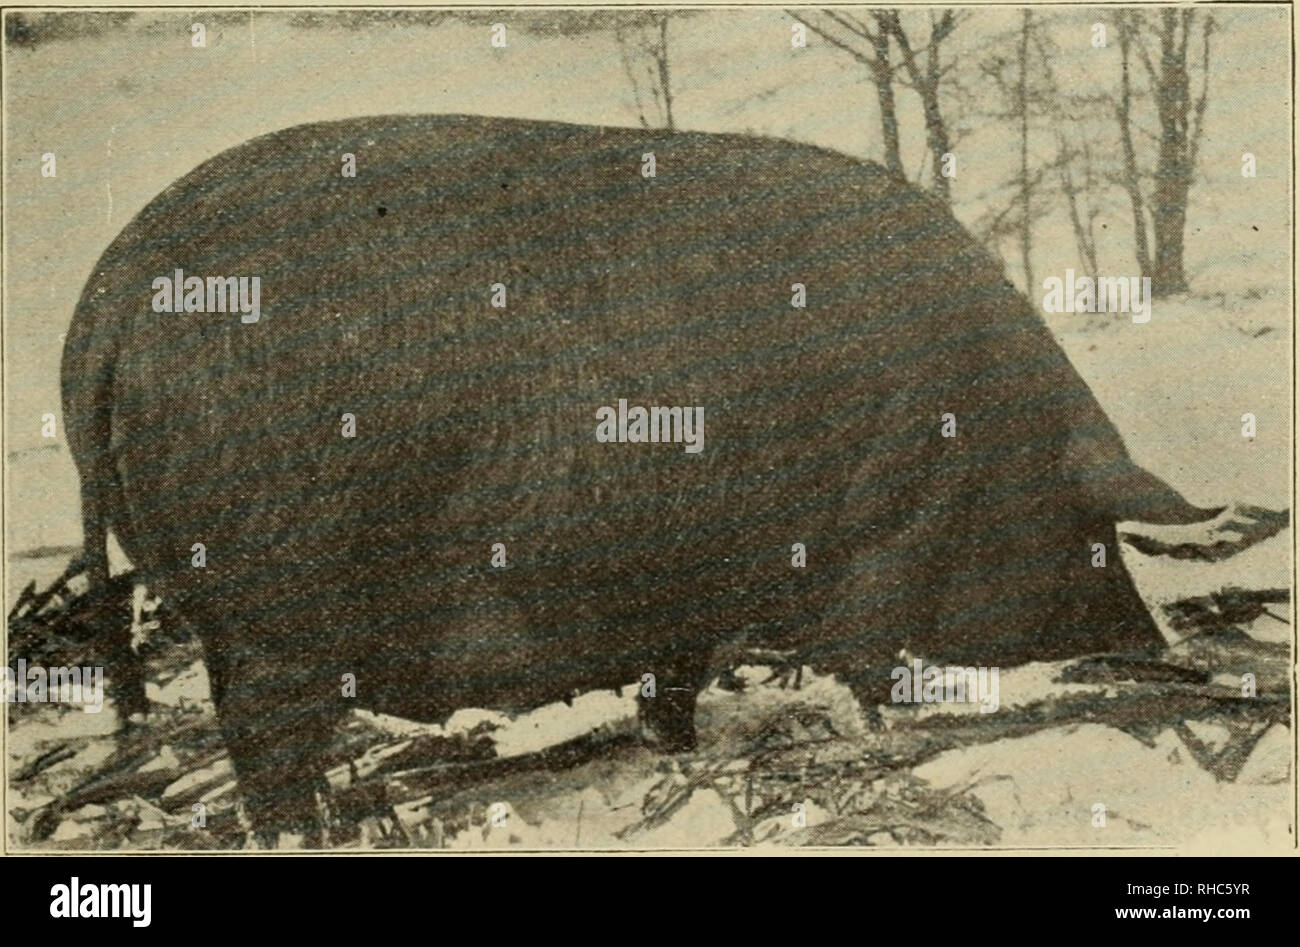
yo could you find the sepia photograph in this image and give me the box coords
[2,3,1292,858]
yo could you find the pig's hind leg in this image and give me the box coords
[191,582,352,847]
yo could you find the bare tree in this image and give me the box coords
[1031,25,1103,275]
[880,10,961,202]
[488,10,684,131]
[794,9,962,200]
[1016,10,1034,293]
[795,10,905,178]
[1056,137,1102,277]
[615,13,676,130]
[968,11,1055,291]
[1116,20,1154,284]
[1115,9,1214,295]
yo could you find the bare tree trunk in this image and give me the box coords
[1033,30,1099,275]
[1187,14,1214,170]
[616,27,651,129]
[1058,137,1100,275]
[1017,10,1034,291]
[656,14,675,131]
[1118,10,1213,296]
[798,11,904,179]
[868,16,904,179]
[1116,17,1154,278]
[884,10,958,204]
[1079,140,1100,272]
[614,13,675,131]
[921,26,954,203]
[1149,9,1190,294]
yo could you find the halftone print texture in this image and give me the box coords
[4,6,1292,852]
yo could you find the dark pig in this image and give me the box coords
[61,115,1217,839]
